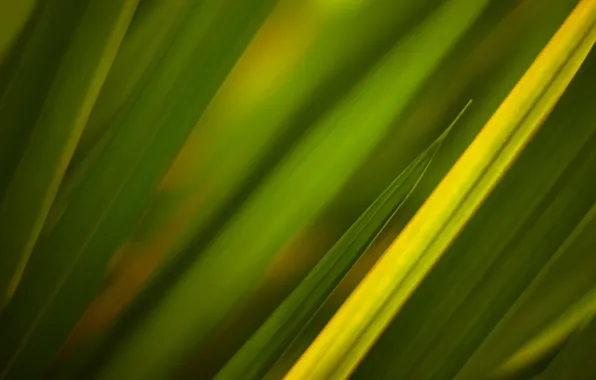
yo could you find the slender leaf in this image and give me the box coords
[0,0,89,200]
[215,109,464,380]
[457,201,596,378]
[74,0,197,159]
[42,0,197,235]
[0,0,36,63]
[535,316,596,380]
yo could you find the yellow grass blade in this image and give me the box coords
[284,1,596,378]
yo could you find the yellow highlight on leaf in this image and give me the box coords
[284,0,596,378]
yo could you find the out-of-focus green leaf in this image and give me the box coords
[0,0,277,379]
[500,289,596,378]
[0,0,139,307]
[457,202,596,379]
[535,316,596,380]
[42,0,197,236]
[215,108,465,380]
[91,0,488,378]
[0,0,36,63]
[286,2,596,378]
[0,0,89,199]
[74,0,197,159]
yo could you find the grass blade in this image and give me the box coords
[535,316,596,380]
[40,0,198,241]
[73,0,197,159]
[456,201,596,378]
[0,0,89,201]
[0,0,36,63]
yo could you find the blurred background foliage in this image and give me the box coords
[0,0,594,379]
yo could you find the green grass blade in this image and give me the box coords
[215,112,462,380]
[285,2,596,378]
[41,0,197,237]
[0,0,139,307]
[457,201,596,378]
[92,1,487,378]
[0,0,37,63]
[535,317,596,380]
[0,0,90,198]
[74,0,197,160]
[500,289,596,377]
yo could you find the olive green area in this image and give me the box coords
[0,0,594,379]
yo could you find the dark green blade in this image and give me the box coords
[0,0,36,63]
[535,317,596,380]
[0,0,139,306]
[458,201,596,379]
